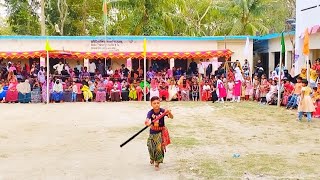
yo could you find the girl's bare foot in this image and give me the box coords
[150,160,154,165]
[155,163,160,171]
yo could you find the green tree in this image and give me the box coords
[0,17,14,35]
[5,0,41,35]
[4,0,296,36]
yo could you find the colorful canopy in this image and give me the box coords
[0,49,233,59]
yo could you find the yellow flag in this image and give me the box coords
[45,39,53,51]
[303,28,310,56]
[143,38,146,57]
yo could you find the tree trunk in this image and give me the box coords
[40,0,46,36]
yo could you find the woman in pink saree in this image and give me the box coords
[95,79,106,102]
[5,72,18,103]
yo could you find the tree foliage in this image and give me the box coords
[4,0,40,35]
[3,0,295,36]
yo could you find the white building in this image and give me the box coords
[0,36,254,72]
[295,0,320,74]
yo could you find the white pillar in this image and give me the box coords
[84,58,89,68]
[170,58,175,69]
[284,51,289,68]
[269,52,275,73]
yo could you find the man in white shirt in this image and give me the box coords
[89,61,96,77]
[75,61,82,72]
[198,59,205,77]
[53,61,64,75]
[106,66,114,77]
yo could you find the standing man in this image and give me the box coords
[53,61,64,75]
[98,60,105,77]
[89,60,96,78]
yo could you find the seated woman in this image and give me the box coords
[149,79,159,99]
[95,78,106,102]
[17,79,31,103]
[138,80,150,101]
[0,81,9,103]
[121,80,129,101]
[180,79,190,101]
[168,79,179,101]
[52,79,64,103]
[110,82,121,102]
[81,78,93,102]
[31,79,42,103]
[62,78,73,102]
[106,79,114,101]
[159,81,169,101]
[201,81,211,101]
[128,81,137,100]
[89,80,96,101]
[266,80,278,105]
[136,81,143,101]
[282,79,293,106]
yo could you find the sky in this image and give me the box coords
[0,0,6,18]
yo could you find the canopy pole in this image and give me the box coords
[46,51,50,104]
[143,56,147,102]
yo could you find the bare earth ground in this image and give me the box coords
[0,102,320,180]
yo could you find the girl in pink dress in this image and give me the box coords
[216,75,227,103]
[232,66,244,102]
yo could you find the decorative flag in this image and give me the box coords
[102,0,108,26]
[281,32,286,54]
[243,36,249,57]
[143,38,147,57]
[45,38,52,51]
[303,28,310,56]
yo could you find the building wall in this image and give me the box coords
[0,38,253,72]
[268,35,295,71]
[295,0,320,74]
[0,39,220,53]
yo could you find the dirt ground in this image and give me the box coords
[0,102,319,180]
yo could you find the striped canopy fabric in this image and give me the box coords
[0,49,233,60]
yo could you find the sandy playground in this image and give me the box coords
[0,102,320,180]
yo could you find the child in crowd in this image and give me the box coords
[244,76,253,101]
[191,82,199,101]
[216,75,226,103]
[71,81,77,102]
[226,78,234,101]
[253,75,260,101]
[298,79,315,122]
[259,74,269,104]
[286,77,303,109]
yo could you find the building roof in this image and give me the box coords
[0,32,295,41]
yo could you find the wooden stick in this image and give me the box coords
[120,111,167,148]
